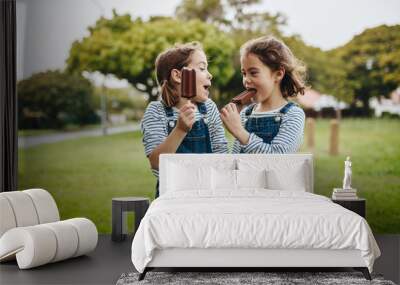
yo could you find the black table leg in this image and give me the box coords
[138,267,149,281]
[112,201,124,242]
[354,267,372,280]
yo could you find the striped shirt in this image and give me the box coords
[141,99,228,177]
[231,103,305,154]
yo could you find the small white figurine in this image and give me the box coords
[342,156,352,190]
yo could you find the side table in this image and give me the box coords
[112,197,150,242]
[332,198,366,218]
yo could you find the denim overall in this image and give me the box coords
[241,102,295,152]
[155,102,213,198]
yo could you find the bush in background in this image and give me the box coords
[18,70,99,129]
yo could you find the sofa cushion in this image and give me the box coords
[0,192,39,227]
[0,196,17,237]
[24,189,60,223]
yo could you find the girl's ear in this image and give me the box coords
[170,69,181,84]
[274,68,285,83]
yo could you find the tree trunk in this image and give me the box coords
[360,96,371,117]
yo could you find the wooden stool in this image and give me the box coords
[112,197,149,242]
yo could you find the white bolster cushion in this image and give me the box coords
[0,218,98,269]
[0,226,57,269]
[42,221,79,262]
[23,189,60,223]
[63,218,98,257]
[0,191,39,227]
[0,196,17,237]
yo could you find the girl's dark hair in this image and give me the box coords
[155,42,204,107]
[240,36,306,98]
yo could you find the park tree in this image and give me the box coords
[284,36,352,104]
[333,24,400,112]
[175,0,225,25]
[175,0,287,104]
[18,70,99,129]
[175,0,286,35]
[226,0,286,35]
[66,11,236,105]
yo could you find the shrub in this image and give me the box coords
[18,70,99,129]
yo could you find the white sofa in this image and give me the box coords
[0,189,98,269]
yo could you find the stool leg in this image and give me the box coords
[122,210,128,235]
[112,202,124,242]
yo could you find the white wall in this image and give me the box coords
[16,0,101,80]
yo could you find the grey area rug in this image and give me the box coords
[116,272,396,285]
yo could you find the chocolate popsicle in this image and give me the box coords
[181,67,196,99]
[231,89,256,112]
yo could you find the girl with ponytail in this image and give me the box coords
[220,36,307,154]
[141,42,228,198]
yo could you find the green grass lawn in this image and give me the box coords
[18,118,400,234]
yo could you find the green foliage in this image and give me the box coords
[175,0,224,24]
[93,87,147,120]
[67,15,236,104]
[66,4,399,111]
[18,70,99,129]
[284,36,353,103]
[333,25,400,109]
[176,0,286,35]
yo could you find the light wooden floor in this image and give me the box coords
[0,234,398,285]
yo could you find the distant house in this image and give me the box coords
[295,89,348,117]
[369,87,400,117]
[295,89,321,109]
[390,87,400,104]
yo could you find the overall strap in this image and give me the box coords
[245,103,257,116]
[279,101,296,114]
[161,100,174,118]
[197,102,207,115]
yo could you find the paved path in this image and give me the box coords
[18,124,140,149]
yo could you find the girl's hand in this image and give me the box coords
[176,102,196,132]
[220,103,249,144]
